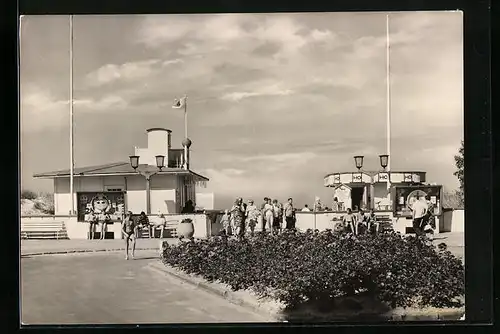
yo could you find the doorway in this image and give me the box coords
[351,186,364,210]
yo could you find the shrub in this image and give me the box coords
[162,230,464,310]
[21,189,37,200]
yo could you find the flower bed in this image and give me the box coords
[161,230,464,314]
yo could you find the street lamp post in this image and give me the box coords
[129,155,165,215]
[352,155,390,210]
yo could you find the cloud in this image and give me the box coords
[20,85,132,133]
[162,58,183,67]
[85,59,160,86]
[20,87,69,132]
[238,152,316,165]
[221,83,294,101]
[73,95,128,111]
[135,14,337,60]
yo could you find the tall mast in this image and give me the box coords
[385,14,392,191]
[69,15,75,214]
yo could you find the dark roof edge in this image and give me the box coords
[146,128,172,133]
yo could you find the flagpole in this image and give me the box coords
[69,15,75,215]
[385,14,392,192]
[184,94,188,139]
[183,95,188,170]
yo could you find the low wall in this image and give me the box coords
[441,209,464,233]
[295,211,445,235]
[21,213,210,240]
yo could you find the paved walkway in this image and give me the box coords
[21,251,269,324]
[21,238,179,256]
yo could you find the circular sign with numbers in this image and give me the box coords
[407,190,428,210]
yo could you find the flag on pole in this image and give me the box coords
[172,97,186,109]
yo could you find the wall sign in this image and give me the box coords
[77,192,125,222]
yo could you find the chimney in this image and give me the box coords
[146,128,171,166]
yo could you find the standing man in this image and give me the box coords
[411,195,428,237]
[122,211,137,260]
[283,197,295,230]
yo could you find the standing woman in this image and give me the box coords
[230,198,246,239]
[100,212,111,240]
[272,199,283,235]
[88,211,99,240]
[245,200,259,236]
[263,198,274,234]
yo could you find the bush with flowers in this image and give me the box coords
[162,229,464,310]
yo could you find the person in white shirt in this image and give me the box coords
[301,204,311,212]
[411,195,429,236]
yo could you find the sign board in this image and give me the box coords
[392,185,442,217]
[77,192,126,222]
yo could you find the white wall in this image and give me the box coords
[147,130,169,163]
[441,209,464,233]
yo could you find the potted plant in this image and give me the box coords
[177,218,195,239]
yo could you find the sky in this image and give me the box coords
[20,11,463,209]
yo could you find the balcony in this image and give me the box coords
[168,149,184,168]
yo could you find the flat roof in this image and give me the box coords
[324,170,426,178]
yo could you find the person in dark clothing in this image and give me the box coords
[283,197,296,230]
[122,211,138,260]
[181,200,196,214]
[137,211,150,238]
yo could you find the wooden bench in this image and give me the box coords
[135,220,179,239]
[21,221,68,240]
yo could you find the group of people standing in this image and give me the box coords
[86,211,112,240]
[220,197,296,238]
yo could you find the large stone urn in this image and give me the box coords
[177,218,195,239]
